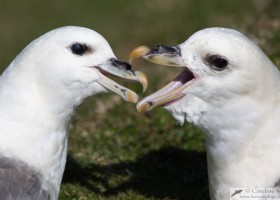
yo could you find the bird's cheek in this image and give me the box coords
[75,82,108,101]
[79,67,101,83]
[89,82,108,94]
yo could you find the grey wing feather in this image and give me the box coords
[0,157,50,200]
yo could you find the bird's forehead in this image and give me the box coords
[181,28,250,56]
[187,28,247,45]
[40,26,110,47]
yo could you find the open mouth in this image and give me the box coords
[94,58,148,103]
[129,45,196,112]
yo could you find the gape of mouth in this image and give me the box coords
[95,67,132,82]
[95,67,114,77]
[174,68,196,87]
[142,68,196,106]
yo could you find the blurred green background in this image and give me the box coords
[1,0,280,199]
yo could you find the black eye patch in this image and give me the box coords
[206,55,228,71]
[70,43,89,56]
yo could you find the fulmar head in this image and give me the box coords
[130,28,280,126]
[9,26,147,108]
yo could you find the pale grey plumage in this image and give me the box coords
[0,157,50,200]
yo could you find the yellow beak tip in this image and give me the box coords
[126,92,139,103]
[136,103,150,112]
[129,46,151,64]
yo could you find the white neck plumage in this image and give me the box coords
[201,93,280,199]
[0,61,80,198]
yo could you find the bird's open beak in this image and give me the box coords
[95,58,148,103]
[129,45,195,111]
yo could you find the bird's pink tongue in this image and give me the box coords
[137,69,195,112]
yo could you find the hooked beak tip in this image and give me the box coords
[129,46,151,64]
[127,91,139,103]
[135,71,148,92]
[136,102,151,112]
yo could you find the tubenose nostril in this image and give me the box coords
[124,63,132,70]
[110,58,132,70]
[157,44,163,49]
[164,45,177,53]
[158,44,165,52]
[152,44,180,54]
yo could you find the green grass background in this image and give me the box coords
[1,0,280,199]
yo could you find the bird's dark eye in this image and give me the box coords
[70,43,88,55]
[207,55,228,71]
